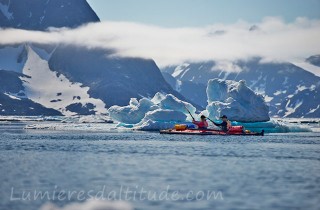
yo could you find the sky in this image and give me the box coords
[1,0,320,74]
[87,0,320,27]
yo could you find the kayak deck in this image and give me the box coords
[160,129,264,136]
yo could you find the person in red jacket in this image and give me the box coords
[193,115,209,129]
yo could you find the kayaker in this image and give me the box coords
[212,115,231,132]
[193,115,209,129]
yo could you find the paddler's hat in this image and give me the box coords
[200,115,206,119]
[220,115,228,119]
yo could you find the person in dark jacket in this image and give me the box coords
[212,115,231,132]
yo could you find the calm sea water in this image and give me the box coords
[0,122,319,210]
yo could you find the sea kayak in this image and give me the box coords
[160,129,264,136]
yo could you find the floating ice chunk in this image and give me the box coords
[206,79,270,122]
[158,94,196,120]
[151,92,166,104]
[142,109,187,122]
[135,120,182,131]
[135,109,187,130]
[207,79,228,102]
[25,122,118,131]
[233,119,312,133]
[109,92,195,126]
[129,98,139,106]
[109,98,158,124]
[78,115,113,123]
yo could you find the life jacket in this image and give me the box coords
[194,121,208,129]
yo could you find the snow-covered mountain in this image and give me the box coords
[162,58,320,118]
[0,69,62,115]
[0,44,108,115]
[48,45,177,107]
[0,0,183,116]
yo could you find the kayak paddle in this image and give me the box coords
[184,105,195,121]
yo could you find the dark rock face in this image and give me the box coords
[0,0,99,30]
[48,45,181,107]
[0,92,62,116]
[162,58,320,117]
[0,69,26,93]
[66,103,95,115]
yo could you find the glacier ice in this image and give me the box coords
[134,109,187,130]
[108,98,158,124]
[232,119,312,133]
[108,93,195,130]
[108,86,311,132]
[206,79,270,122]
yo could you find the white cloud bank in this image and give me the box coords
[1,17,319,67]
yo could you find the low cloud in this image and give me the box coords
[1,17,319,67]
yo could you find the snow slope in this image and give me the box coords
[293,61,320,77]
[21,46,107,116]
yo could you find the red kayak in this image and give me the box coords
[160,127,264,136]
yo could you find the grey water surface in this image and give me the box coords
[0,122,319,210]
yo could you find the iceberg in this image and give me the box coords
[157,94,196,118]
[107,83,310,133]
[206,79,270,122]
[108,93,195,130]
[134,109,187,130]
[108,98,157,124]
[232,119,312,133]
